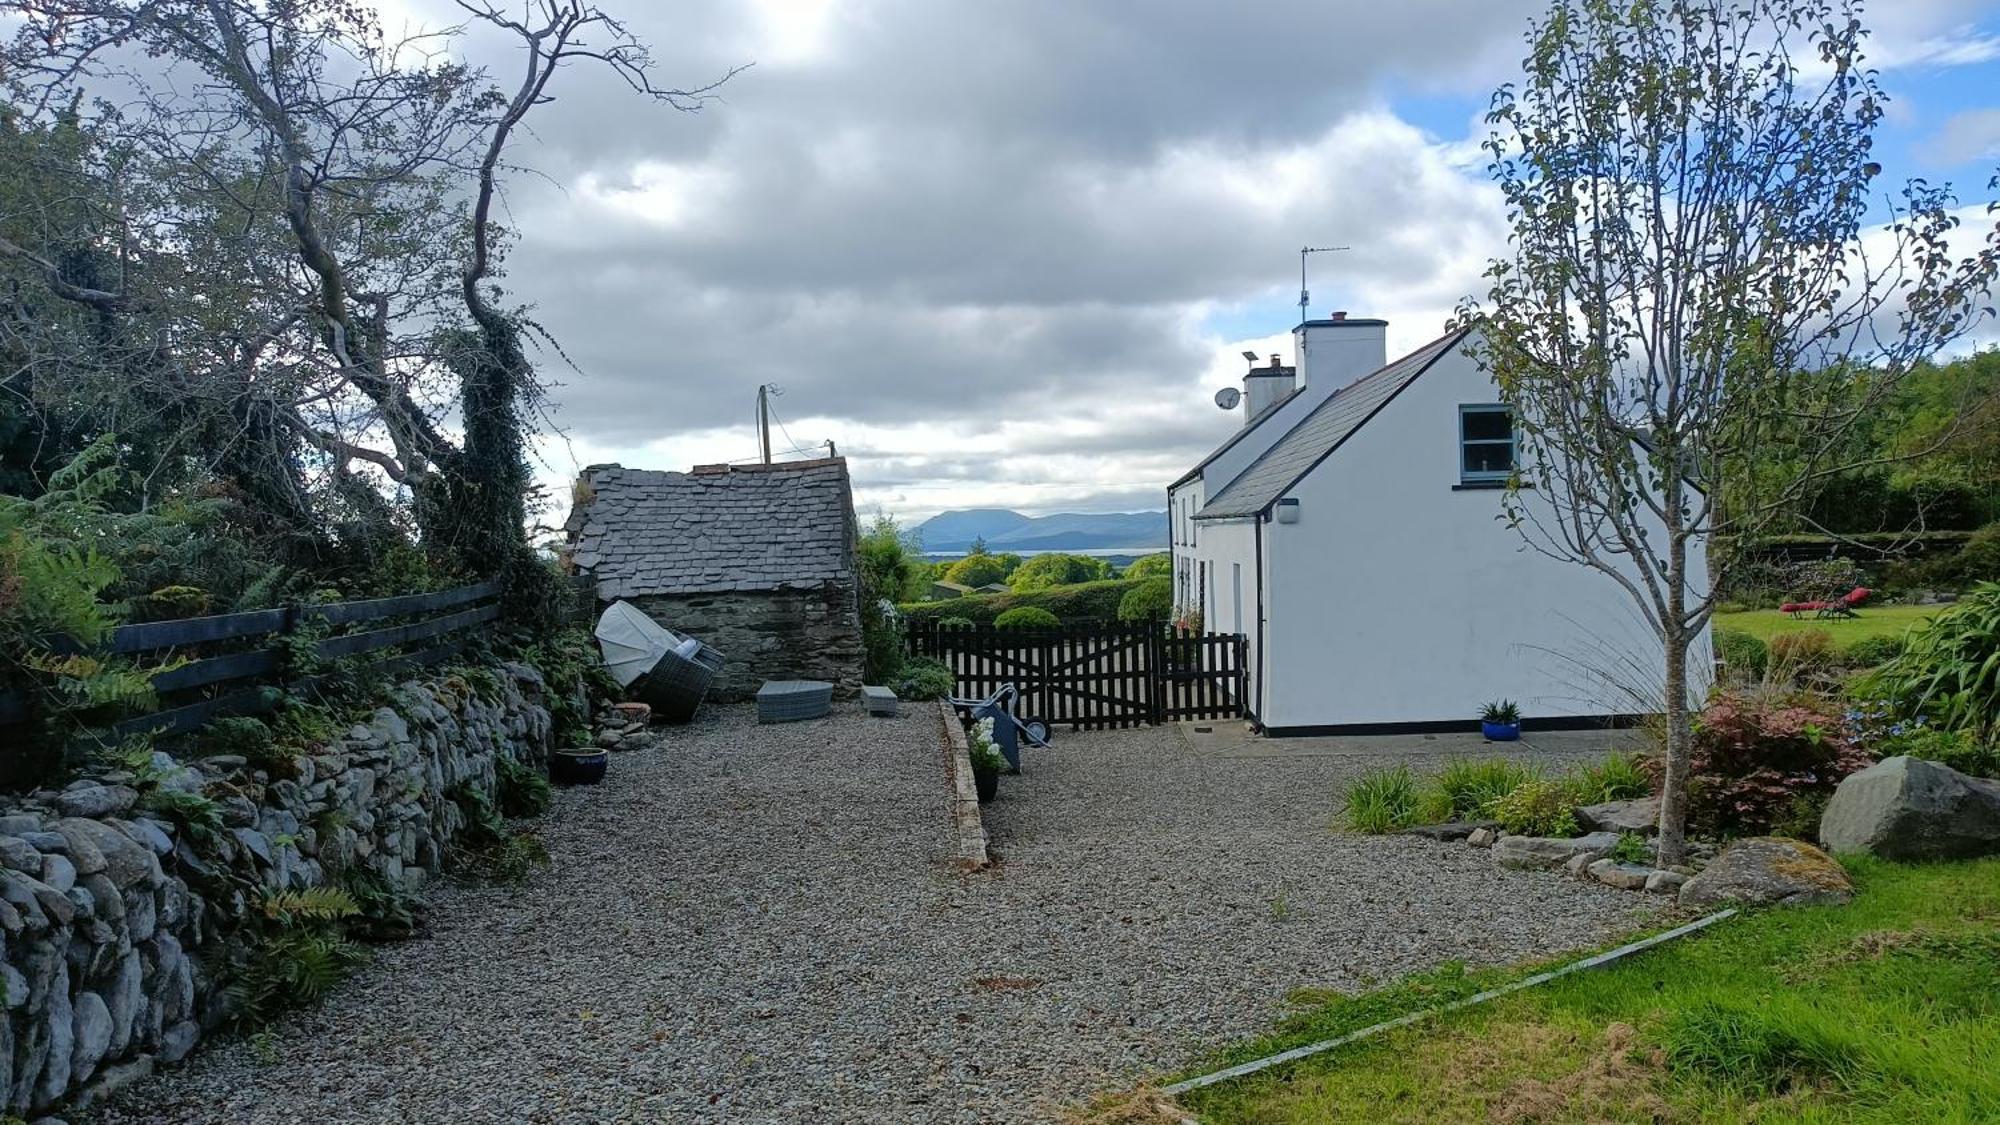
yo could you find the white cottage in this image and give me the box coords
[1168,315,1710,735]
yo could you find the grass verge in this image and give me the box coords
[1711,604,1937,650]
[1152,858,2000,1123]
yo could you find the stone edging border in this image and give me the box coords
[938,701,989,869]
[1159,907,1739,1097]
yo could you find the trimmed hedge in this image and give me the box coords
[994,606,1061,629]
[1117,575,1173,621]
[901,577,1144,625]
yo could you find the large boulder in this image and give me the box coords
[1818,755,2000,861]
[1679,837,1852,908]
[1574,796,1660,835]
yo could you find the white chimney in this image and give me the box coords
[1295,311,1388,390]
[1241,353,1296,426]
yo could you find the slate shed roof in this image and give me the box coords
[1196,328,1469,520]
[564,458,857,599]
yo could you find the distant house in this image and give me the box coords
[930,580,973,600]
[564,458,864,701]
[1169,314,1711,735]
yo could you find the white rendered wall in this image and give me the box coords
[1259,346,1711,729]
[1181,516,1262,713]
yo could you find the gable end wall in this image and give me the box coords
[629,582,865,702]
[1261,346,1710,728]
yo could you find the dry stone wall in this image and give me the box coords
[0,662,552,1117]
[630,584,864,702]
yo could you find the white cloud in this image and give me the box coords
[473,0,1998,525]
[1922,106,2000,164]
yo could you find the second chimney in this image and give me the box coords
[1242,353,1297,426]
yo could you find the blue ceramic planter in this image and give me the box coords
[551,747,608,785]
[1481,720,1522,742]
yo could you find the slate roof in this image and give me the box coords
[1168,382,1303,490]
[1196,328,1470,520]
[564,458,857,598]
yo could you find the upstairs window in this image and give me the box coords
[1459,404,1516,484]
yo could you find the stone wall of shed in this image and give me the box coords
[631,582,864,702]
[0,663,551,1115]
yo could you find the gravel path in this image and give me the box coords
[101,707,1660,1124]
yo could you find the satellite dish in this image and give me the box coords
[1214,387,1243,410]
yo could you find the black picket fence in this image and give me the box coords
[0,579,503,744]
[906,619,1247,729]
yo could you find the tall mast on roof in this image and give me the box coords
[1299,245,1350,324]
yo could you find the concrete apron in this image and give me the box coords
[1179,720,1644,762]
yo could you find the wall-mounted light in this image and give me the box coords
[1275,498,1300,524]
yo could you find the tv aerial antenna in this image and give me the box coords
[1299,244,1350,323]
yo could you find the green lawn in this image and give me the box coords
[1712,603,1939,650]
[1144,859,2000,1124]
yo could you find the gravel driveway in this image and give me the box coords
[102,707,1658,1124]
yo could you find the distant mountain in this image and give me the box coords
[908,508,1033,550]
[914,508,1166,554]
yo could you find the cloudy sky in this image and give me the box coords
[421,0,2000,527]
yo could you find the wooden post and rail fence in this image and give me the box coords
[0,579,514,745]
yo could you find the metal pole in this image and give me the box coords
[757,384,772,464]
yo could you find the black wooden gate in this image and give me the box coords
[905,620,1246,729]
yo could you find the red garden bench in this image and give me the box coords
[1780,586,1872,619]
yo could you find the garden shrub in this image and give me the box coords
[1007,553,1113,592]
[1485,778,1581,837]
[891,656,954,701]
[857,515,921,682]
[1116,576,1173,622]
[994,606,1061,629]
[1959,522,2000,584]
[1608,832,1651,864]
[1715,554,1789,606]
[1342,766,1421,834]
[1866,583,2000,738]
[494,753,552,818]
[1841,633,1907,669]
[1572,751,1651,804]
[1676,690,1874,836]
[1124,553,1172,579]
[1712,629,1768,681]
[942,553,1009,588]
[1871,726,2000,779]
[1767,629,1838,680]
[903,578,1143,625]
[1415,758,1539,823]
[197,715,277,761]
[936,616,976,629]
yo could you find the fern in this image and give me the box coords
[259,886,361,924]
[224,886,370,1028]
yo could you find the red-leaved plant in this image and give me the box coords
[1657,691,1876,837]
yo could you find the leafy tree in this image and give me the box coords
[1467,0,2000,863]
[943,554,1009,588]
[1,1,736,608]
[1008,553,1113,592]
[1124,553,1172,579]
[857,515,921,679]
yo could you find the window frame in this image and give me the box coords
[1457,403,1517,485]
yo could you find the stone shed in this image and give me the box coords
[563,458,864,701]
